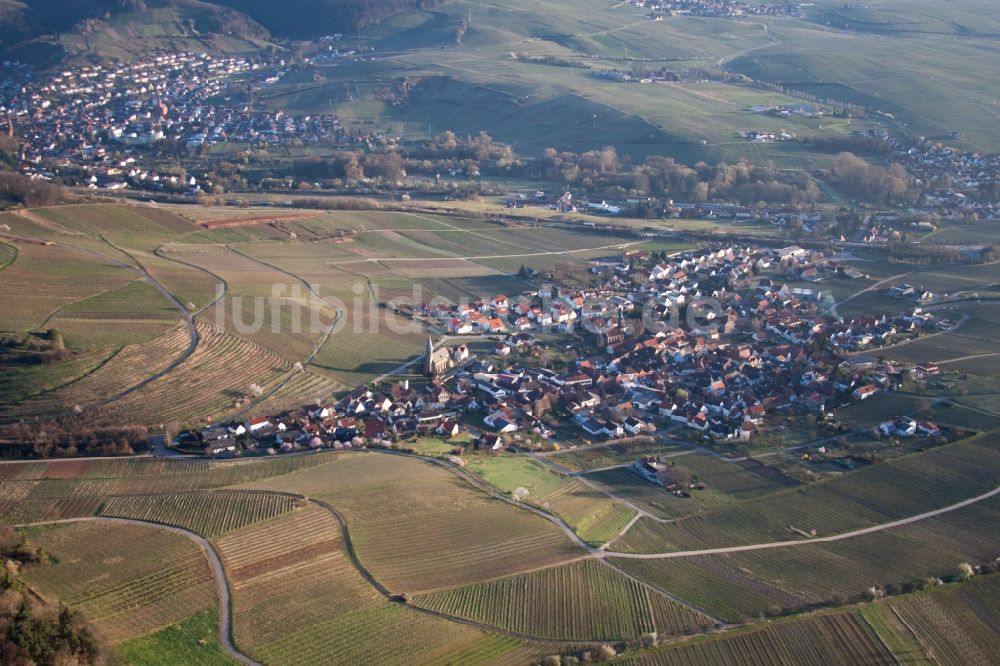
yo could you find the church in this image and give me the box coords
[424,336,451,377]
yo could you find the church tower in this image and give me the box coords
[424,335,435,376]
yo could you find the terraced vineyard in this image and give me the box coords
[0,454,335,518]
[21,521,217,643]
[100,491,300,537]
[619,612,896,666]
[214,504,549,665]
[84,320,289,426]
[415,558,712,640]
[0,323,191,419]
[613,437,1000,553]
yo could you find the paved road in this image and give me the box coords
[606,483,1000,560]
[14,516,262,666]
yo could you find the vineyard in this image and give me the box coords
[83,320,290,426]
[99,491,300,537]
[880,575,1000,666]
[610,556,811,623]
[0,454,335,522]
[0,238,137,334]
[619,612,897,666]
[240,452,584,591]
[213,504,545,666]
[610,495,1000,620]
[612,436,1000,553]
[414,558,712,640]
[34,205,180,237]
[0,323,192,420]
[535,478,637,546]
[22,521,217,643]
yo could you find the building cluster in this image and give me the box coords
[633,0,803,19]
[865,129,1000,221]
[185,244,948,456]
[2,53,347,191]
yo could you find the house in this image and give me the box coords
[853,384,878,400]
[632,457,665,486]
[623,416,647,435]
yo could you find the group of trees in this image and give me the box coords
[1,528,105,666]
[0,173,71,208]
[0,423,147,458]
[832,152,920,205]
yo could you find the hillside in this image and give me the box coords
[0,0,445,64]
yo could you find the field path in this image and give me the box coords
[0,227,202,421]
[606,482,1000,559]
[14,516,263,666]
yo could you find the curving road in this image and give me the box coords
[14,516,262,666]
[606,483,1000,560]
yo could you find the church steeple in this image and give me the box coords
[424,335,435,376]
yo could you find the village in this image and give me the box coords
[182,243,947,496]
[1,52,348,192]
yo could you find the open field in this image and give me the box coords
[118,608,237,666]
[550,440,691,473]
[415,558,713,640]
[21,521,217,643]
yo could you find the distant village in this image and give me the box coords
[3,49,998,222]
[632,0,804,20]
[1,52,349,193]
[186,244,946,457]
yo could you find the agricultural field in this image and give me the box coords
[20,521,217,643]
[611,435,1000,553]
[99,491,300,537]
[464,456,636,545]
[240,452,584,592]
[618,610,897,666]
[118,609,237,666]
[414,558,713,640]
[213,503,553,665]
